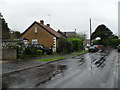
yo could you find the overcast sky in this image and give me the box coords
[0,0,119,38]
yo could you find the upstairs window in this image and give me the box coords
[34,27,37,33]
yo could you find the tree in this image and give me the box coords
[68,33,87,41]
[10,30,21,39]
[76,33,87,41]
[91,24,113,41]
[2,17,10,40]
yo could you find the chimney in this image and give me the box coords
[40,20,44,25]
[47,24,50,27]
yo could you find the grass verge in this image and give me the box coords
[71,50,88,56]
[35,57,65,62]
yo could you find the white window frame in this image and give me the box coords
[34,27,37,33]
[32,39,38,44]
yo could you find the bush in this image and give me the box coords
[18,48,42,59]
[96,39,120,48]
[57,37,83,54]
[36,50,42,55]
[111,39,120,48]
[102,39,111,46]
[93,40,100,45]
[24,48,42,55]
[57,37,73,54]
[68,38,83,51]
[24,48,36,55]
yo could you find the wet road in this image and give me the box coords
[38,50,118,88]
[2,49,119,88]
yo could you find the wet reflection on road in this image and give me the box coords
[37,50,111,88]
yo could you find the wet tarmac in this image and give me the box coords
[2,49,119,88]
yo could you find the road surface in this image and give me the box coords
[2,49,119,89]
[37,50,118,88]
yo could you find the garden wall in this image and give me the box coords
[2,48,17,60]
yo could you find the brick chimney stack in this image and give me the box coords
[40,20,44,25]
[47,24,50,27]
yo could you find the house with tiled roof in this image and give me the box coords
[64,30,77,38]
[21,20,61,52]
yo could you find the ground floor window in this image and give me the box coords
[32,39,38,44]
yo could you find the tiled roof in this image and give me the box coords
[21,21,61,38]
[36,21,61,37]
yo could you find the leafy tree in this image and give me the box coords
[2,17,10,40]
[91,24,113,41]
[111,39,120,48]
[76,33,86,41]
[68,33,87,41]
[10,30,21,39]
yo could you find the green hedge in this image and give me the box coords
[93,39,120,48]
[111,39,120,48]
[68,38,83,51]
[57,37,83,54]
[18,48,42,59]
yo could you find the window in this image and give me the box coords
[34,27,37,33]
[32,39,38,44]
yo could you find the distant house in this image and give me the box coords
[64,31,77,38]
[21,20,61,52]
[57,30,67,38]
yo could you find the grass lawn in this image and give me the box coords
[0,60,11,63]
[71,50,88,56]
[35,57,65,62]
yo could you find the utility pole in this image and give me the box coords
[90,18,92,75]
[90,18,92,46]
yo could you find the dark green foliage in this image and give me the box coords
[36,50,42,55]
[91,24,119,48]
[102,39,111,46]
[68,38,83,51]
[24,48,42,55]
[94,39,120,48]
[57,37,83,54]
[93,40,100,45]
[57,37,73,54]
[10,31,21,39]
[2,18,10,40]
[111,39,120,48]
[91,24,113,41]
[68,33,87,41]
[19,48,42,59]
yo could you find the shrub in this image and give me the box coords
[111,39,120,48]
[102,39,111,46]
[57,37,73,54]
[36,50,42,55]
[24,48,42,55]
[93,40,100,45]
[97,39,120,48]
[24,48,37,55]
[68,38,83,51]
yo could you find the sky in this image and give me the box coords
[0,0,119,38]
